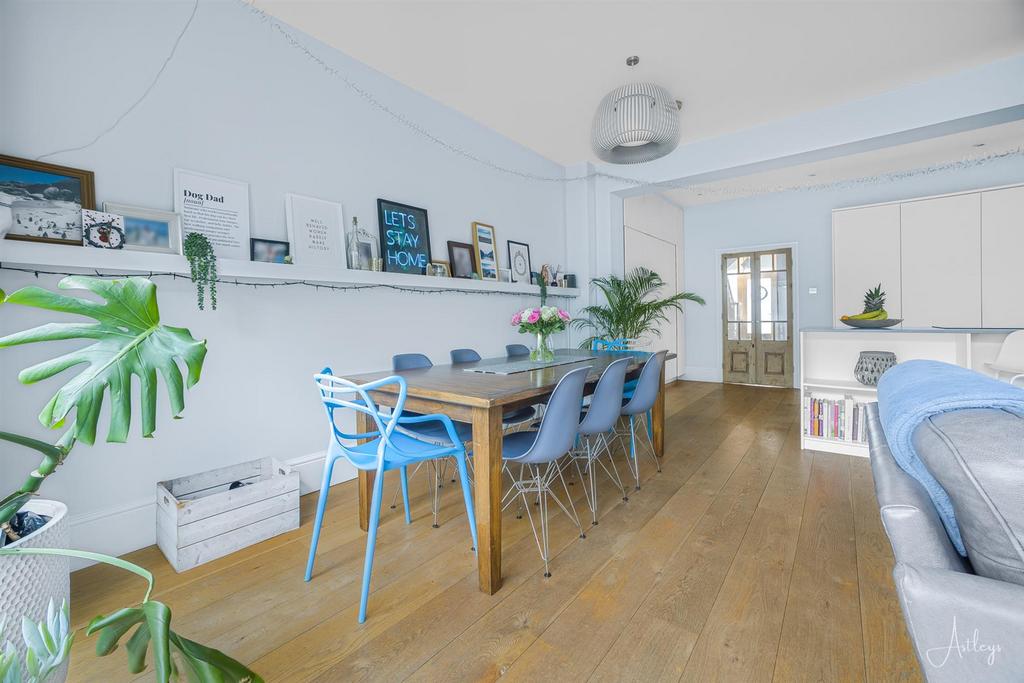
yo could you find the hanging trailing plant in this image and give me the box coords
[182,232,217,310]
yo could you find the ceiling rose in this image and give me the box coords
[591,57,681,164]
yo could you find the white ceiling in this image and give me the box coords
[662,118,1024,206]
[256,1,1024,166]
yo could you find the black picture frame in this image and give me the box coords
[506,240,532,284]
[447,240,477,279]
[377,198,432,275]
[250,238,290,264]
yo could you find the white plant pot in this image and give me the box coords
[0,499,70,682]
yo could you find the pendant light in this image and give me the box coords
[591,56,682,164]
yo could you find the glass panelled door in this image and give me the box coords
[722,248,793,387]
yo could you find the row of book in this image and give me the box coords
[803,394,869,443]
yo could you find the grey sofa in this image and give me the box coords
[867,402,1024,681]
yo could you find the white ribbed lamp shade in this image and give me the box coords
[591,82,681,164]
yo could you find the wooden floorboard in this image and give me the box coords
[67,382,920,682]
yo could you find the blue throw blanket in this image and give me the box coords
[877,359,1024,555]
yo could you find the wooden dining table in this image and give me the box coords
[337,349,673,595]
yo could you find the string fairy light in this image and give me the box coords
[0,264,575,300]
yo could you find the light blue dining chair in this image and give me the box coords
[506,343,530,358]
[618,350,668,490]
[306,369,477,623]
[390,353,473,527]
[450,348,537,429]
[501,366,589,577]
[571,358,630,525]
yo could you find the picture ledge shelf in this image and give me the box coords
[0,240,579,298]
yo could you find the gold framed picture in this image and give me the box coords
[472,221,498,280]
[1,154,96,246]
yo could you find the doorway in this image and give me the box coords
[721,247,793,387]
[624,225,680,381]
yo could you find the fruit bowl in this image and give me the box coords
[840,318,902,329]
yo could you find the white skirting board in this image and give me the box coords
[67,451,357,570]
[681,365,723,383]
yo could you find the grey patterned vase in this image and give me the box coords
[854,351,897,386]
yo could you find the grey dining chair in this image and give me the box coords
[506,343,530,358]
[618,350,667,491]
[501,366,589,577]
[450,348,537,429]
[571,358,630,525]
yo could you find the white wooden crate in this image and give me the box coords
[156,458,299,572]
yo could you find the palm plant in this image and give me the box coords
[572,267,705,349]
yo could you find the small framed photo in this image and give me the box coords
[447,241,477,279]
[472,221,498,280]
[103,202,182,254]
[82,209,126,249]
[507,240,532,283]
[250,238,290,264]
[498,268,512,283]
[1,154,95,246]
[428,261,450,277]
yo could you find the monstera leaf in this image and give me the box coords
[0,276,207,446]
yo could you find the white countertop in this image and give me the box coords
[802,326,1019,335]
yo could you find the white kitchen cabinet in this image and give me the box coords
[899,193,982,328]
[832,203,901,322]
[981,186,1024,328]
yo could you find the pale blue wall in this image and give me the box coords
[682,154,1024,382]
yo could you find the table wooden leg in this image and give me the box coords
[472,405,503,594]
[356,411,374,532]
[652,364,666,458]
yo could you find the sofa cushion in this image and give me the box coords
[913,409,1024,586]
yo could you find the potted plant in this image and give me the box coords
[0,276,260,681]
[572,267,705,348]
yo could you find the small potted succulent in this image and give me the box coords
[0,276,260,681]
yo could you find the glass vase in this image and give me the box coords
[531,332,554,362]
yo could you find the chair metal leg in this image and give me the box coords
[431,461,441,528]
[304,454,337,581]
[357,465,386,623]
[628,418,641,490]
[391,461,423,510]
[454,452,478,552]
[640,413,661,473]
[399,465,411,525]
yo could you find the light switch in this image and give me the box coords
[808,287,818,295]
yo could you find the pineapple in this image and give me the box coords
[862,284,886,313]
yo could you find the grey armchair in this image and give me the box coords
[867,403,1024,681]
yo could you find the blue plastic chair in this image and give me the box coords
[502,366,589,577]
[451,348,537,428]
[306,369,478,623]
[592,338,651,437]
[506,343,530,358]
[391,353,472,526]
[571,358,630,525]
[618,350,668,490]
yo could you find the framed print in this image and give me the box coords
[428,261,450,277]
[285,193,344,268]
[498,268,512,283]
[507,240,532,283]
[103,202,182,254]
[1,154,95,245]
[377,198,431,274]
[82,209,125,249]
[250,238,290,264]
[173,168,251,260]
[472,221,498,280]
[447,240,477,279]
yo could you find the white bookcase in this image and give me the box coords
[799,328,1010,457]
